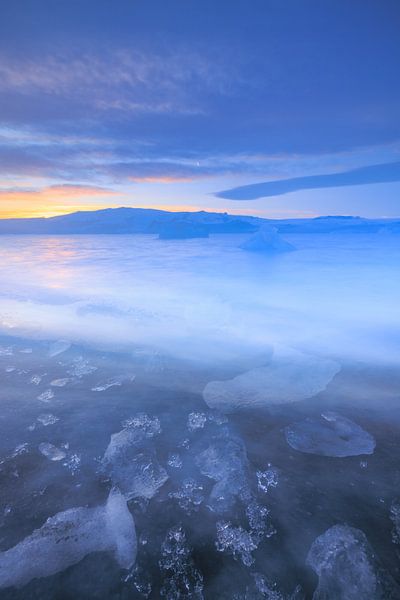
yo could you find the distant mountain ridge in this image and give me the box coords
[0,207,398,235]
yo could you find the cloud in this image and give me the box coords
[0,48,236,118]
[215,162,400,200]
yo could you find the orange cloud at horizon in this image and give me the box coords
[0,184,120,218]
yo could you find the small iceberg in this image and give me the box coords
[0,489,136,589]
[240,226,295,253]
[285,412,376,457]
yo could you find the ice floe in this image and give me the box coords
[195,431,250,514]
[203,348,340,412]
[285,412,376,457]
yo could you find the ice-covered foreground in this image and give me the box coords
[0,231,399,598]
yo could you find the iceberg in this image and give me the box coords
[285,412,376,457]
[203,348,340,412]
[240,226,295,254]
[0,489,137,589]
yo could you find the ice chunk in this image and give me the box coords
[285,412,376,457]
[159,526,204,599]
[102,414,168,500]
[215,521,257,567]
[257,467,279,493]
[37,414,59,426]
[11,443,29,458]
[169,479,204,514]
[68,357,97,377]
[203,348,340,412]
[48,339,71,357]
[39,442,66,461]
[307,524,399,599]
[92,374,135,392]
[50,378,71,387]
[0,489,136,589]
[5,366,15,373]
[195,432,250,514]
[187,412,207,432]
[29,374,43,385]
[240,226,295,254]
[246,500,276,543]
[20,348,33,354]
[37,389,54,403]
[167,453,183,469]
[122,413,161,437]
[63,453,81,475]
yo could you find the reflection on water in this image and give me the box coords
[0,233,399,598]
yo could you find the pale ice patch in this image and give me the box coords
[50,378,71,387]
[37,389,54,403]
[38,443,66,461]
[92,374,135,392]
[285,412,376,457]
[187,412,207,432]
[37,413,59,427]
[306,525,400,600]
[0,489,137,589]
[67,356,97,377]
[257,467,279,493]
[167,453,183,469]
[203,348,340,413]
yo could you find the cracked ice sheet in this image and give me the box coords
[203,347,340,413]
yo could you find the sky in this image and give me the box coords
[0,0,399,219]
